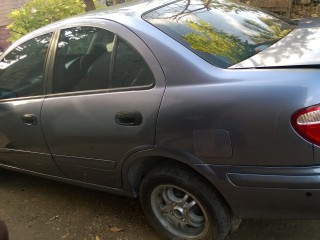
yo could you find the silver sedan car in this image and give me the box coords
[0,0,320,239]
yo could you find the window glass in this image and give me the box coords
[52,27,115,93]
[0,33,52,99]
[52,27,154,94]
[112,38,154,88]
[143,0,297,68]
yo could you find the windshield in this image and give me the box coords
[143,0,297,68]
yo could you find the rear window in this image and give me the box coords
[143,0,297,68]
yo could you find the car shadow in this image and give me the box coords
[0,170,162,240]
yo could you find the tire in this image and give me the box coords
[140,166,231,240]
[0,169,4,181]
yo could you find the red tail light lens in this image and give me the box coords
[291,105,320,146]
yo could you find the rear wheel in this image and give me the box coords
[0,169,4,181]
[140,167,231,240]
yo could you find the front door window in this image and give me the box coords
[0,33,52,99]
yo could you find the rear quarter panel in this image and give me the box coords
[156,68,318,166]
[132,22,319,166]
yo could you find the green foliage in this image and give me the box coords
[182,20,255,65]
[7,0,88,42]
[244,17,291,44]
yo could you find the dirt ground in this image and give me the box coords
[1,170,320,240]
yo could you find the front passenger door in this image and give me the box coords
[0,33,62,175]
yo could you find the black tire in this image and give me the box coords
[140,166,231,240]
[0,169,4,181]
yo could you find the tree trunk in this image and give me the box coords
[83,0,96,11]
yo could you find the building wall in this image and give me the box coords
[0,0,29,50]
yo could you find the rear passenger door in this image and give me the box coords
[41,21,165,187]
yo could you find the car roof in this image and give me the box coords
[8,0,172,48]
[44,0,173,28]
[82,0,171,19]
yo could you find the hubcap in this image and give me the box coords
[150,185,209,239]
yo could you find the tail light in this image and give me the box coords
[291,105,320,146]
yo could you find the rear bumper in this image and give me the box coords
[227,166,320,189]
[202,165,320,219]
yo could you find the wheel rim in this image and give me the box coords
[150,184,210,239]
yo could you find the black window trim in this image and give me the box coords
[44,30,60,96]
[108,34,117,89]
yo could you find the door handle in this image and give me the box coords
[22,114,37,125]
[115,111,142,126]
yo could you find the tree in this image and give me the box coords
[7,0,98,42]
[243,17,292,44]
[182,20,255,65]
[83,0,96,11]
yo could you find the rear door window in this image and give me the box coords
[52,27,115,93]
[111,38,154,89]
[52,26,154,94]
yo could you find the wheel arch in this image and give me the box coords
[122,147,234,217]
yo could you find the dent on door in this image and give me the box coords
[41,89,164,187]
